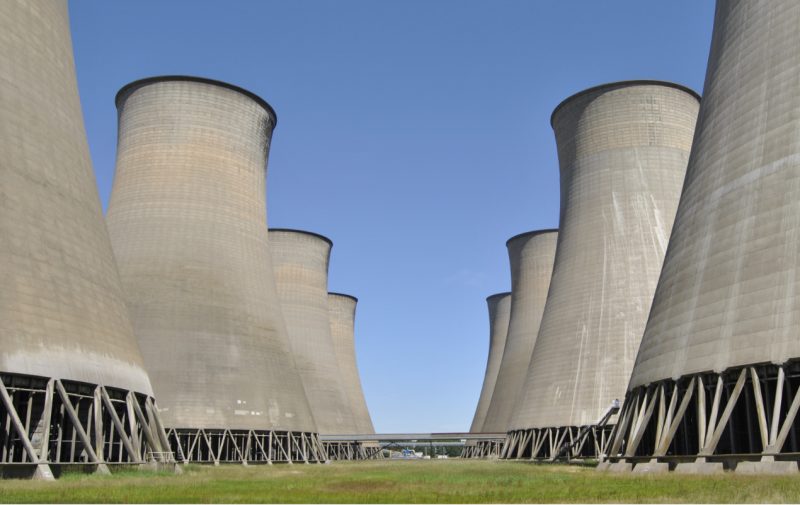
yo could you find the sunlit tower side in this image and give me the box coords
[269,229,358,436]
[106,77,323,464]
[607,0,800,474]
[505,81,699,460]
[0,0,171,479]
[482,230,558,433]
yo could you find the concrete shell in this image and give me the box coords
[482,230,558,432]
[0,0,153,395]
[269,229,358,434]
[512,82,699,429]
[469,292,512,433]
[328,293,375,434]
[106,77,316,432]
[629,0,800,389]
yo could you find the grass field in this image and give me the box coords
[1,459,799,503]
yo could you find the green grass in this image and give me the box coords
[1,460,799,503]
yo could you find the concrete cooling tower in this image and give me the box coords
[0,0,172,480]
[606,0,800,475]
[325,293,383,460]
[106,77,324,464]
[269,230,358,436]
[462,293,512,459]
[504,81,699,461]
[482,230,558,434]
[470,293,512,433]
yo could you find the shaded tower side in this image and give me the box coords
[509,82,698,453]
[328,293,375,434]
[469,293,512,433]
[610,1,800,469]
[106,78,320,458]
[269,229,358,435]
[0,0,171,476]
[482,230,558,432]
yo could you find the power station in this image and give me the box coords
[269,230,358,437]
[504,82,700,460]
[482,230,558,433]
[605,0,800,474]
[106,77,324,464]
[0,0,171,480]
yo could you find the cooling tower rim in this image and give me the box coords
[550,80,701,127]
[269,228,333,247]
[328,292,358,303]
[505,228,558,247]
[486,292,512,302]
[115,75,278,127]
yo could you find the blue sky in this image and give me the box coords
[70,0,715,433]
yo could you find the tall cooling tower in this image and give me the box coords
[269,230,358,435]
[462,292,511,459]
[608,1,800,475]
[328,293,374,434]
[0,0,171,479]
[325,293,383,460]
[470,293,512,433]
[482,230,558,434]
[504,81,699,461]
[106,77,324,464]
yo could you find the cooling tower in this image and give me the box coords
[482,230,558,433]
[0,0,171,479]
[328,293,374,434]
[607,1,800,474]
[269,229,358,435]
[469,293,512,433]
[106,77,324,464]
[504,81,699,461]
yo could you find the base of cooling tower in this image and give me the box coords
[461,439,504,458]
[167,428,327,464]
[323,441,385,460]
[502,424,615,460]
[603,362,800,472]
[0,372,175,480]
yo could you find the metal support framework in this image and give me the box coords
[166,428,327,464]
[322,441,384,461]
[500,425,615,461]
[605,362,800,466]
[0,373,174,478]
[460,439,505,458]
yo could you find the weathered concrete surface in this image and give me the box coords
[632,461,670,474]
[628,0,800,391]
[673,459,725,475]
[483,231,557,432]
[0,0,153,395]
[328,293,375,434]
[270,230,357,434]
[736,457,799,475]
[107,77,316,432]
[516,82,699,429]
[469,293,511,433]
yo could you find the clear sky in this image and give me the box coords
[69,0,715,433]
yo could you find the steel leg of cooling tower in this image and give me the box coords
[0,379,54,480]
[54,380,109,475]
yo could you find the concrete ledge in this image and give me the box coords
[674,459,725,474]
[595,461,611,472]
[736,458,798,475]
[632,461,670,474]
[32,464,55,481]
[607,461,634,473]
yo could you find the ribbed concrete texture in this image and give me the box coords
[469,293,512,433]
[0,0,153,395]
[483,230,558,432]
[328,293,375,434]
[106,77,316,433]
[270,230,358,434]
[515,82,699,429]
[629,0,800,389]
